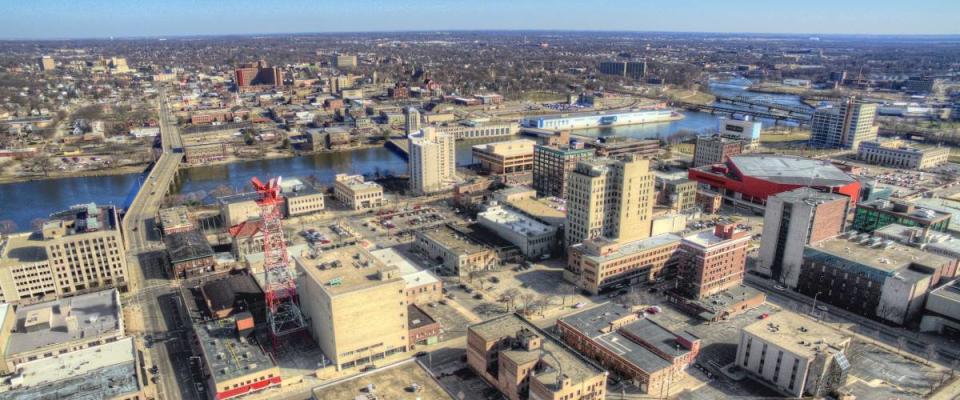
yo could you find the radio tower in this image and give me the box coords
[251,176,306,349]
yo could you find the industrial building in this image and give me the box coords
[557,303,700,395]
[799,234,957,324]
[688,155,860,213]
[295,246,408,371]
[565,155,655,246]
[409,127,457,195]
[758,188,850,287]
[857,140,950,170]
[521,108,676,131]
[333,174,384,211]
[193,315,281,400]
[467,314,608,400]
[532,143,595,199]
[566,234,682,295]
[0,203,129,303]
[736,313,852,398]
[477,205,558,258]
[434,120,519,140]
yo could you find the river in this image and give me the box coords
[1,78,777,229]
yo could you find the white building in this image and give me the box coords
[736,313,851,398]
[404,107,421,134]
[477,205,557,258]
[717,116,762,148]
[408,127,456,195]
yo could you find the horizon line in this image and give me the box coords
[3,28,960,42]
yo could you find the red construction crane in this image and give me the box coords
[251,176,306,348]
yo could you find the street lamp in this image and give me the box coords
[810,291,823,314]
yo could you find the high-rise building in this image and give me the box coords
[693,135,743,168]
[404,107,420,134]
[809,97,877,149]
[757,188,849,287]
[234,60,283,90]
[0,203,128,303]
[678,224,751,300]
[717,116,762,148]
[565,155,655,246]
[109,57,130,74]
[598,61,646,79]
[532,143,594,198]
[38,55,55,72]
[408,127,456,195]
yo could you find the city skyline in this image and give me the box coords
[2,0,959,40]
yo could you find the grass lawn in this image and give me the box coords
[521,91,566,102]
[760,131,811,143]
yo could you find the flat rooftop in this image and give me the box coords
[559,303,692,374]
[507,198,566,225]
[681,227,749,248]
[806,236,951,276]
[478,206,556,237]
[572,234,681,263]
[0,234,47,268]
[408,304,438,330]
[858,199,951,223]
[295,245,402,296]
[195,316,276,385]
[334,174,382,193]
[164,229,215,264]
[7,289,122,356]
[158,206,192,229]
[727,154,856,186]
[929,278,960,304]
[773,187,849,204]
[45,202,119,234]
[417,225,489,255]
[470,314,604,387]
[370,248,440,288]
[311,359,452,400]
[743,312,850,358]
[0,337,139,399]
[472,139,536,157]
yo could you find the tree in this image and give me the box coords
[502,288,522,312]
[897,336,908,355]
[926,343,938,366]
[0,220,17,235]
[556,282,576,306]
[23,155,54,177]
[520,293,537,313]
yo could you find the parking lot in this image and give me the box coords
[844,340,946,399]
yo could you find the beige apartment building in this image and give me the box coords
[296,245,408,371]
[471,139,536,175]
[409,127,457,195]
[567,234,682,295]
[0,204,128,303]
[565,155,655,246]
[467,314,607,400]
[333,173,384,210]
[218,193,263,227]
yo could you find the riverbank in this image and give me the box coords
[0,163,149,185]
[178,141,388,171]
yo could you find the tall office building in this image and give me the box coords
[598,61,646,79]
[234,60,283,89]
[38,56,55,72]
[532,144,595,198]
[404,107,421,134]
[757,188,849,288]
[809,97,877,149]
[109,57,130,74]
[408,127,456,195]
[565,155,655,246]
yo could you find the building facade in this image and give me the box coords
[857,140,950,170]
[409,127,456,195]
[414,226,498,278]
[472,139,536,175]
[435,121,519,140]
[404,107,420,134]
[717,117,762,148]
[809,97,878,149]
[851,199,951,236]
[565,155,655,246]
[692,135,743,168]
[333,174,384,211]
[757,188,850,288]
[677,224,751,300]
[477,205,558,258]
[532,144,595,199]
[566,234,682,295]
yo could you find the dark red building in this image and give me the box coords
[688,154,860,213]
[234,60,283,90]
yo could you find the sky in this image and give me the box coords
[1,0,958,40]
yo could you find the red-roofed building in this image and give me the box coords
[229,220,264,260]
[688,154,860,213]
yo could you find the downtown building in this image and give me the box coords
[757,188,850,288]
[0,203,128,303]
[857,140,950,170]
[692,135,743,168]
[565,155,655,246]
[408,127,457,195]
[234,60,283,90]
[808,97,878,149]
[532,143,595,199]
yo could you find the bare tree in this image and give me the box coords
[556,282,576,306]
[520,293,536,313]
[926,344,938,366]
[502,288,522,312]
[0,220,17,235]
[897,336,907,355]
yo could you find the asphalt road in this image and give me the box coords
[121,86,187,400]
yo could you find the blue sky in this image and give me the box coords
[1,0,957,39]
